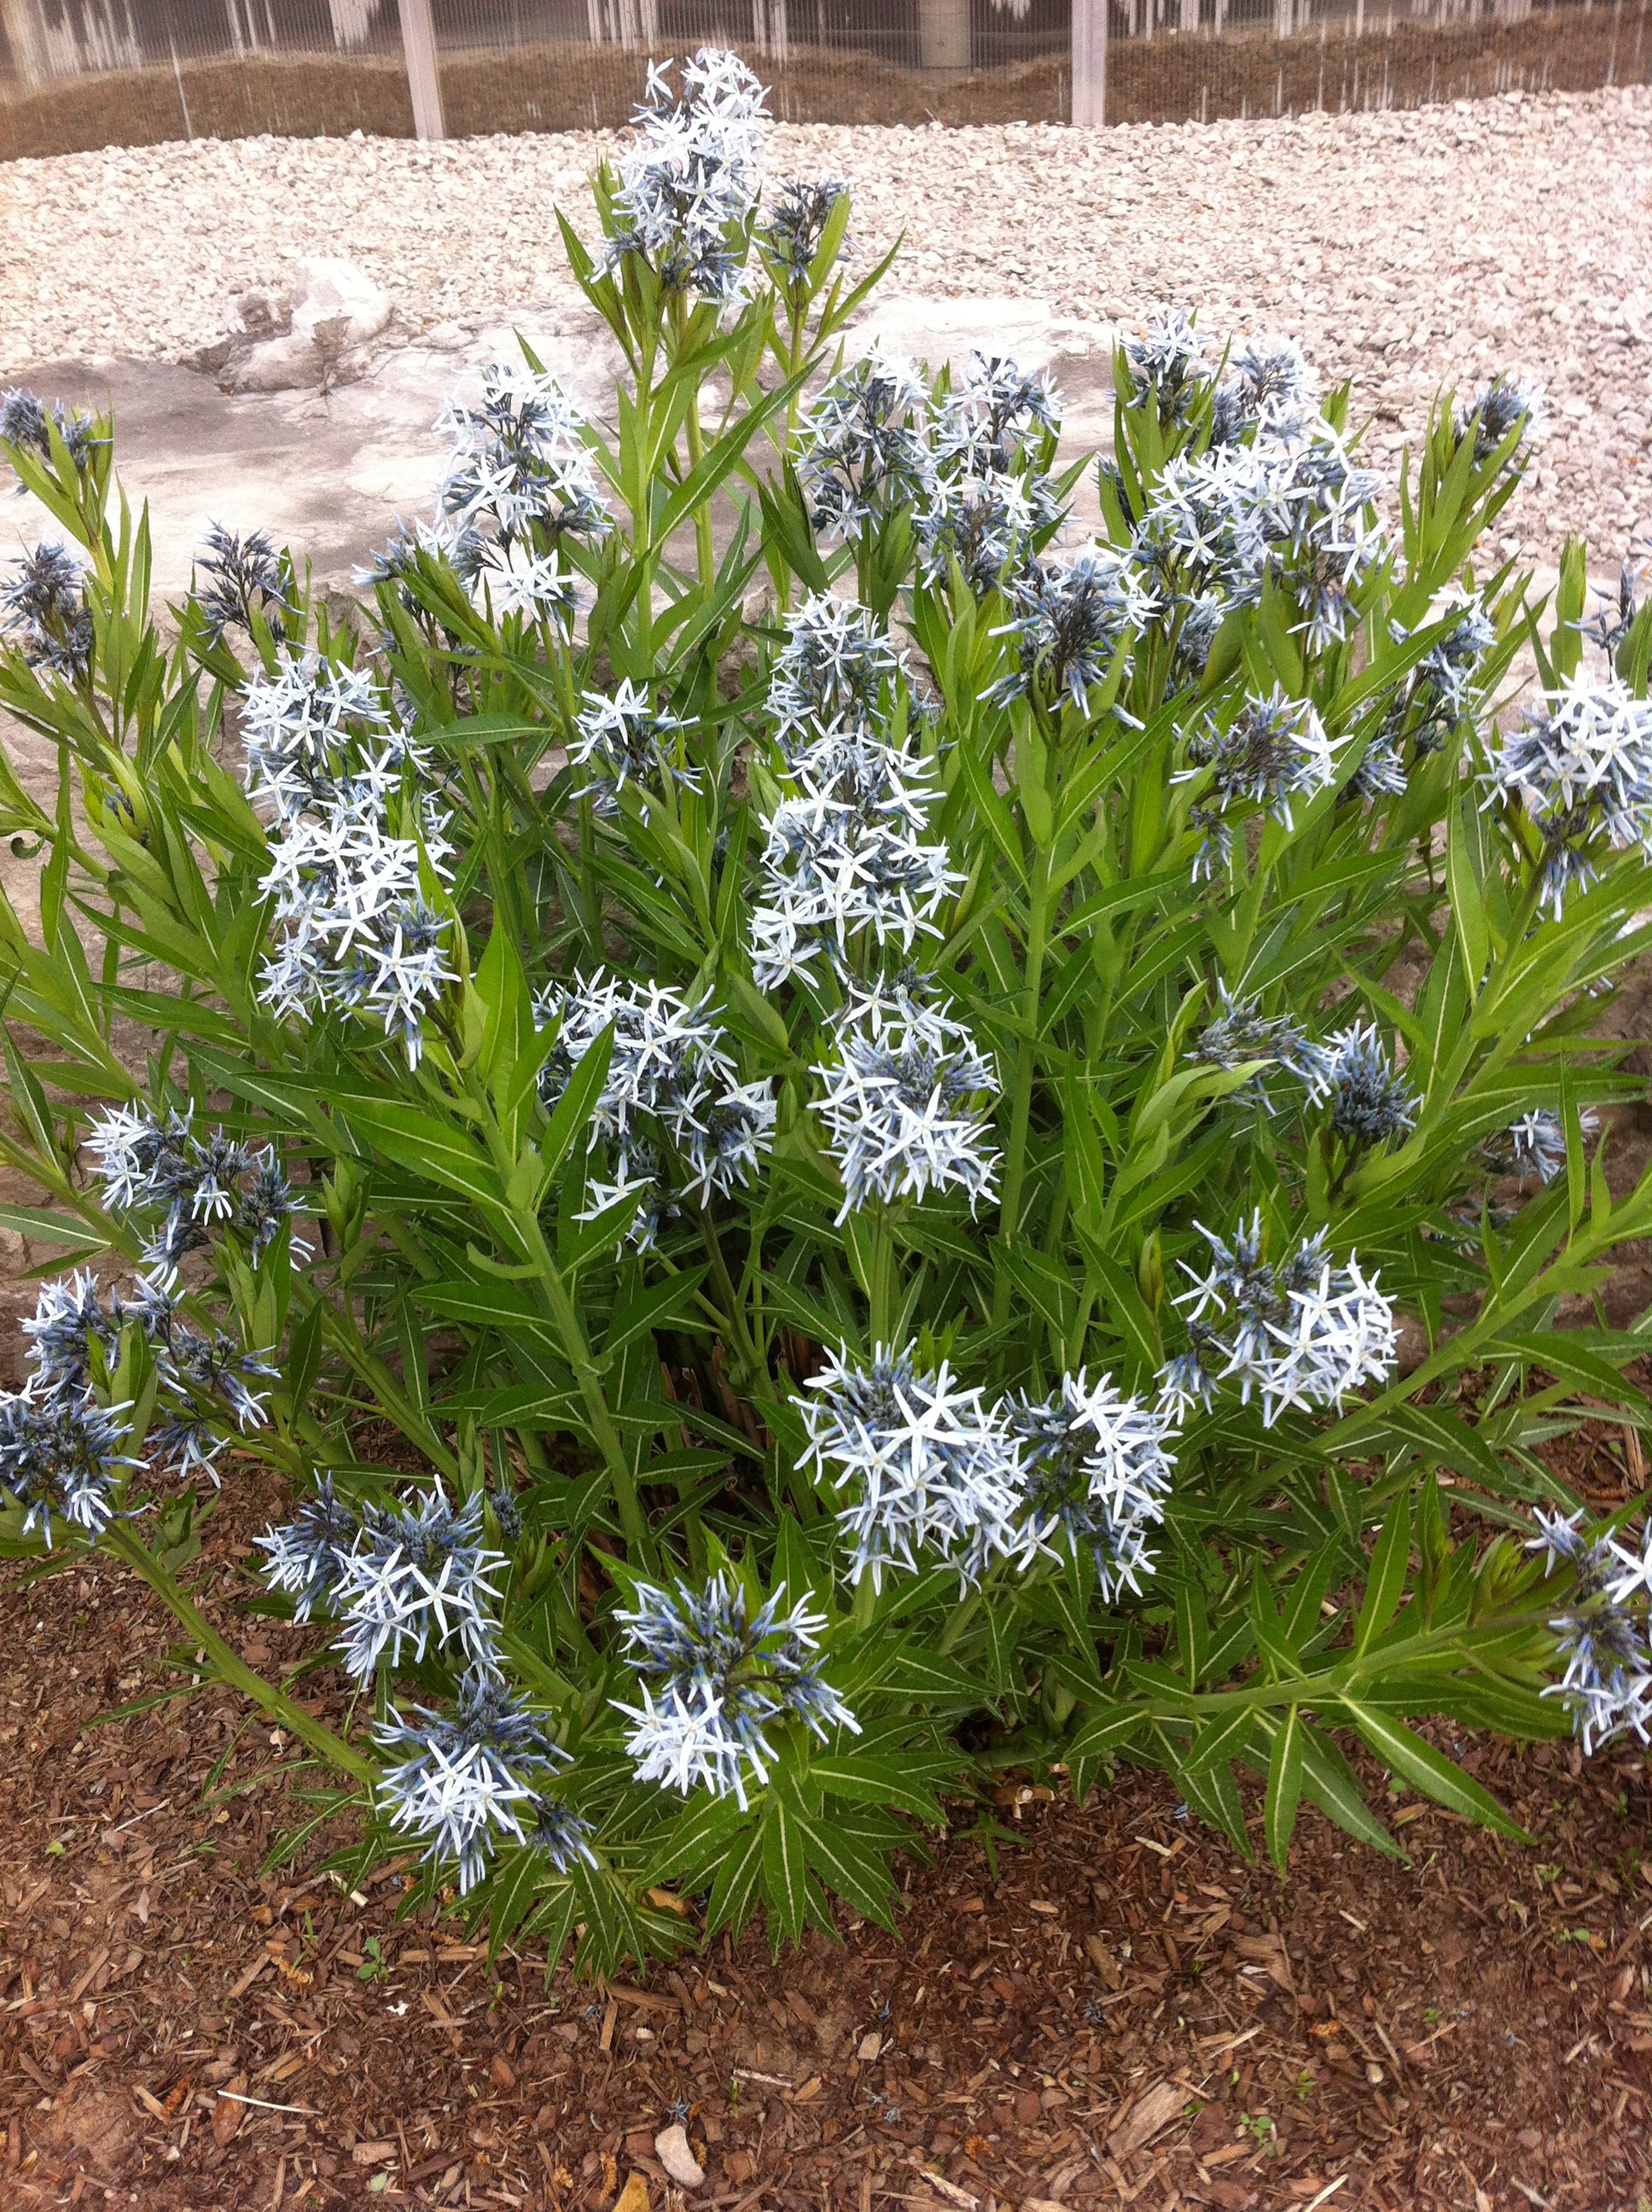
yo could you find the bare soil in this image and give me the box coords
[3,4,1649,162]
[4,1409,1652,2212]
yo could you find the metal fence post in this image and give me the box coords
[398,0,446,140]
[919,0,973,69]
[1072,0,1107,123]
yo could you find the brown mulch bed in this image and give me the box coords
[4,1439,1652,2212]
[3,7,1649,162]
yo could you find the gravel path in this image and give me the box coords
[3,84,1649,565]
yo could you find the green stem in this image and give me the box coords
[518,1204,651,1559]
[852,1569,878,1634]
[773,296,808,618]
[684,381,715,593]
[993,724,1063,1326]
[470,1091,651,1558]
[1133,1611,1563,1723]
[938,1586,983,1657]
[697,1208,777,1403]
[105,1525,378,1786]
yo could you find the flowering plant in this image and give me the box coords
[3,54,1652,1970]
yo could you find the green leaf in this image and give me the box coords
[1446,792,1490,995]
[1264,1705,1304,1873]
[603,1266,709,1360]
[1353,1488,1411,1656]
[1341,1699,1529,1839]
[539,1023,614,1183]
[485,1846,551,1962]
[761,1799,811,1946]
[339,1097,502,1210]
[703,1818,766,1939]
[804,1751,946,1824]
[1296,1725,1401,1859]
[0,1203,112,1250]
[790,1805,898,1928]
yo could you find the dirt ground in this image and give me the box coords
[3,6,1648,162]
[4,1404,1652,2212]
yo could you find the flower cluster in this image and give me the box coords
[1120,307,1207,426]
[800,343,1062,593]
[1306,1022,1421,1149]
[1,541,93,678]
[750,600,960,991]
[433,360,610,615]
[191,524,293,644]
[1002,1371,1178,1592]
[987,542,1155,713]
[1262,428,1386,652]
[1483,671,1652,917]
[375,1668,596,1893]
[614,1572,858,1807]
[241,648,456,1065]
[766,590,905,758]
[1347,593,1498,800]
[1485,1105,1603,1190]
[0,387,102,470]
[1131,410,1383,664]
[1160,1213,1397,1427]
[0,1249,278,1536]
[1210,337,1319,446]
[932,352,1060,486]
[0,1386,136,1545]
[604,49,770,306]
[259,1481,507,1685]
[811,985,999,1222]
[1178,687,1337,878]
[1453,372,1544,471]
[800,1342,1177,1595]
[799,1343,1015,1588]
[569,679,700,810]
[797,346,934,539]
[917,352,1063,595]
[89,1100,306,1281]
[535,972,775,1237]
[1528,1511,1652,1755]
[1587,557,1647,663]
[1186,984,1325,1111]
[756,175,849,294]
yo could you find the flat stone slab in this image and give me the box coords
[8,294,1115,602]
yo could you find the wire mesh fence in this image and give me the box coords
[2,0,1647,157]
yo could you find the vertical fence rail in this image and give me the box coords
[1072,0,1108,121]
[398,0,445,138]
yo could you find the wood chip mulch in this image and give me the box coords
[5,1465,1652,2212]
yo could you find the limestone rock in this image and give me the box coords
[652,2124,704,2188]
[218,256,393,394]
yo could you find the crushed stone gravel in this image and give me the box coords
[2,84,1649,568]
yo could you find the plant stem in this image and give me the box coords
[868,1204,896,1348]
[697,1208,776,1403]
[684,381,716,593]
[852,1570,878,1633]
[105,1525,378,1785]
[994,725,1062,1325]
[520,1208,651,1559]
[472,1092,652,1559]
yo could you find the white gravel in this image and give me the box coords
[3,84,1649,564]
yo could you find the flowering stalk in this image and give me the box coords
[470,1079,654,1561]
[103,1522,378,1784]
[993,706,1063,1323]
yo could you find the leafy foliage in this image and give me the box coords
[2,55,1651,1973]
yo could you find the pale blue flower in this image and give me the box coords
[614,1571,858,1807]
